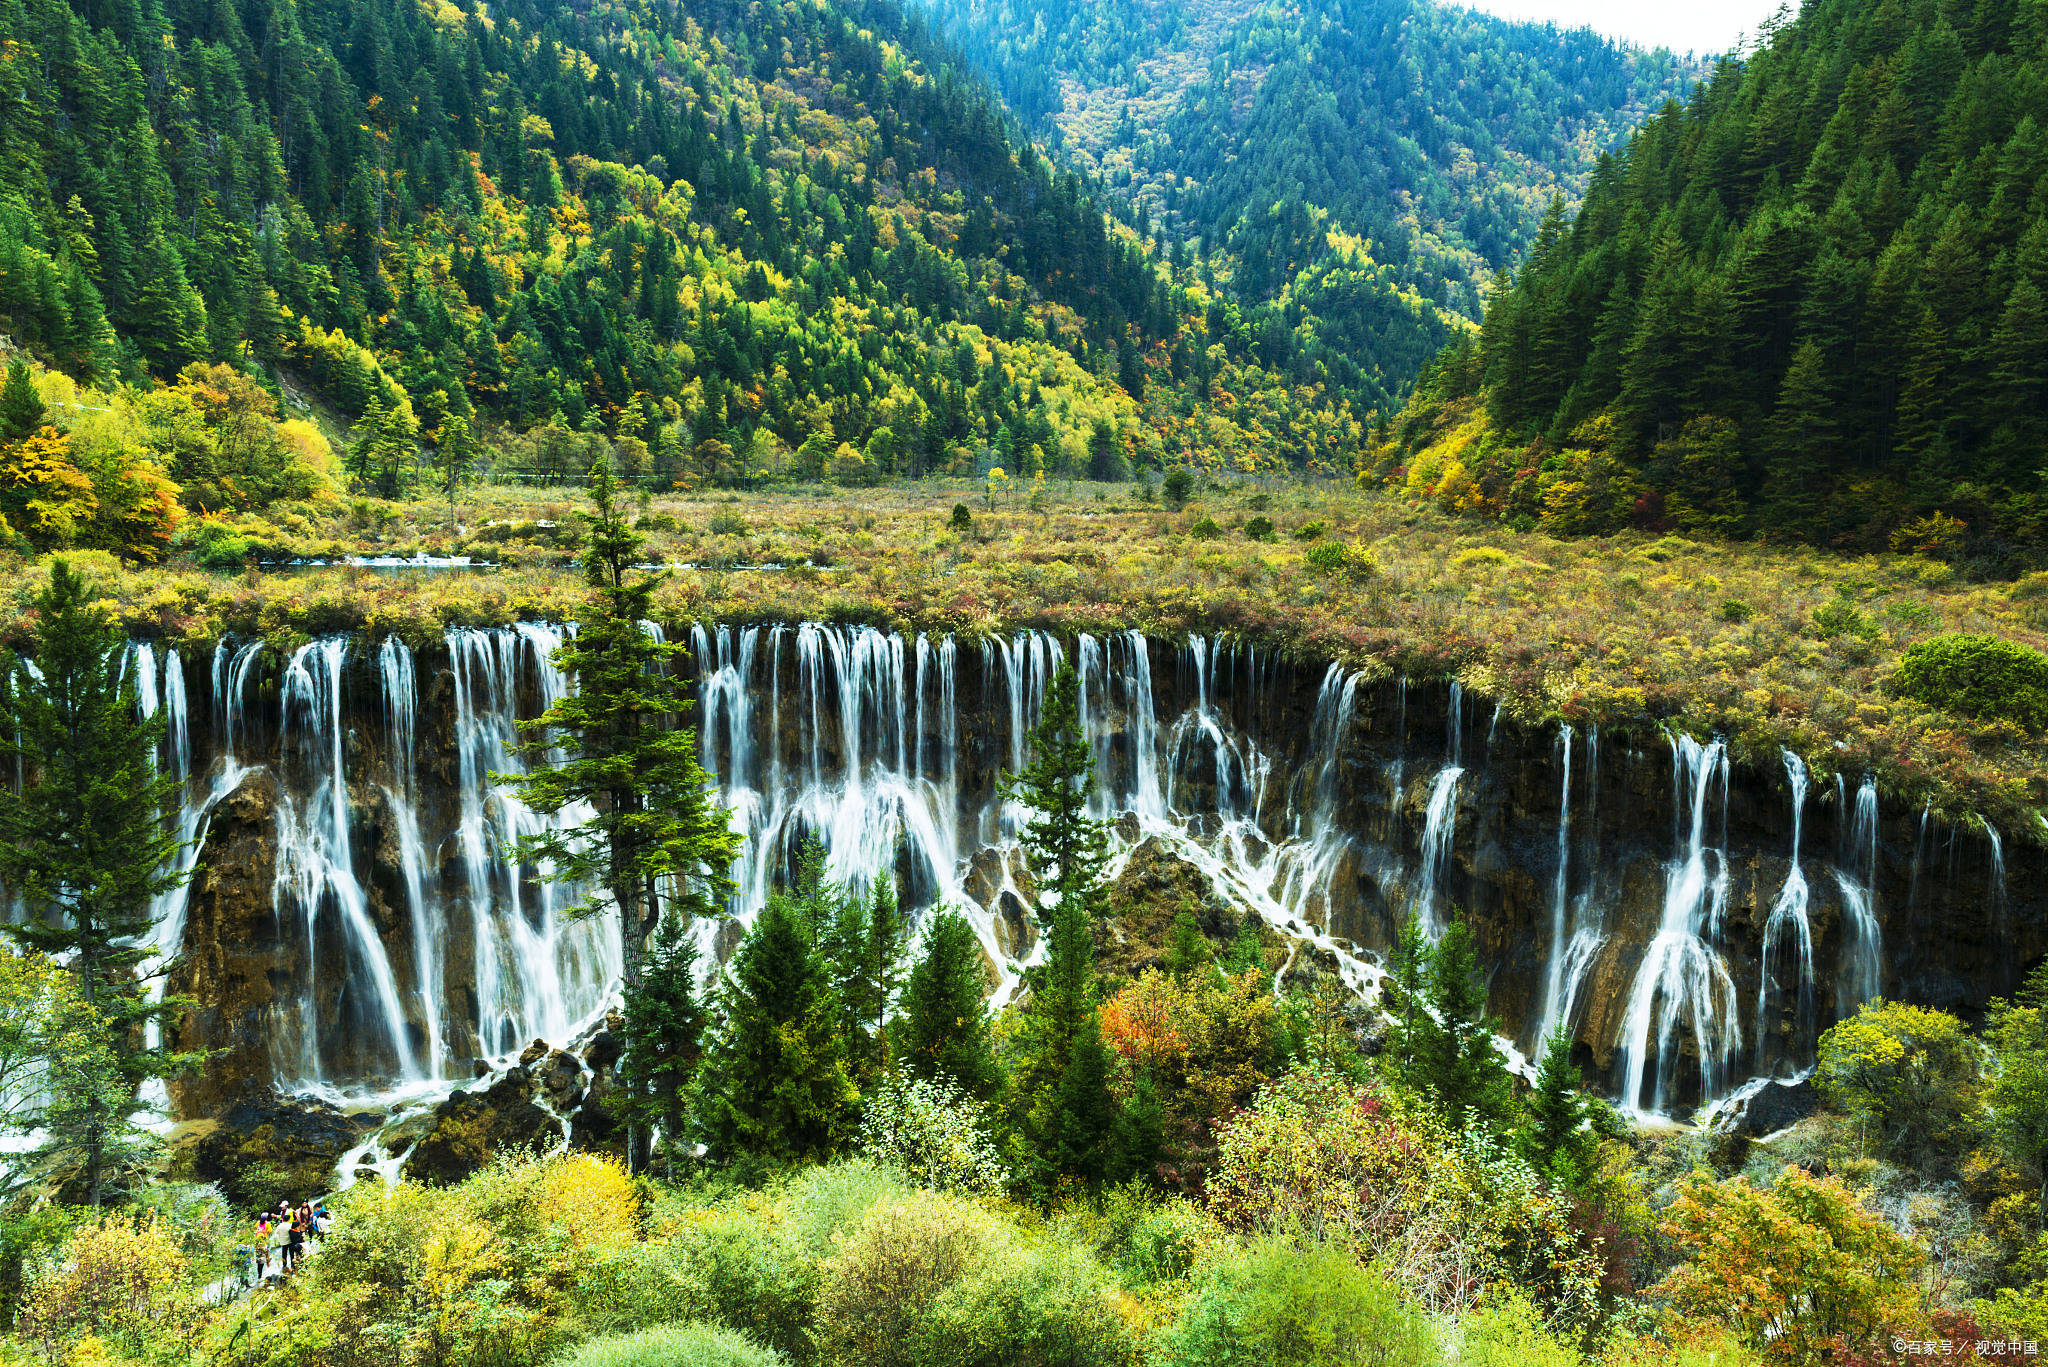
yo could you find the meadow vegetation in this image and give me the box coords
[7,468,2043,839]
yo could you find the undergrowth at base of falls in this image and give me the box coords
[0,477,2042,840]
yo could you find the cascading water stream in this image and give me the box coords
[1757,751,1815,1071]
[1537,726,1574,1041]
[1413,767,1463,940]
[1615,735,1741,1116]
[1834,777,1882,1014]
[107,621,2022,1138]
[273,638,420,1088]
[377,638,444,1081]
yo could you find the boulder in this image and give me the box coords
[1104,838,1238,976]
[1725,1078,1820,1140]
[400,1072,561,1185]
[191,1093,371,1211]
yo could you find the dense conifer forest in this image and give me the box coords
[1381,0,2048,572]
[917,0,1699,414]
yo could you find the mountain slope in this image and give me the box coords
[1382,0,2048,566]
[0,0,1371,505]
[915,0,1697,413]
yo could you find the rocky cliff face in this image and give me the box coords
[143,626,2036,1127]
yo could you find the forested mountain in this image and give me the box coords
[0,0,1374,509]
[1385,0,2048,567]
[916,0,1697,414]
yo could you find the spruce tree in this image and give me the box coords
[898,910,1000,1101]
[433,412,481,527]
[0,561,194,1207]
[697,893,858,1177]
[821,873,909,1086]
[1520,1029,1599,1191]
[617,911,706,1179]
[1112,1067,1166,1187]
[505,455,738,1172]
[0,361,45,443]
[1043,1014,1118,1190]
[1006,660,1109,926]
[1006,657,1116,1192]
[1386,915,1515,1134]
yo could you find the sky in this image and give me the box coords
[1459,0,1789,55]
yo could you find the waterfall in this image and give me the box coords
[1615,735,1740,1116]
[377,638,443,1080]
[448,625,618,1067]
[1833,777,1882,1013]
[1413,766,1463,939]
[1756,751,1814,1071]
[130,622,2016,1126]
[272,638,421,1088]
[1537,726,1575,1041]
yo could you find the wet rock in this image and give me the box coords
[1724,1078,1820,1140]
[191,1093,370,1210]
[583,1029,623,1074]
[400,1074,561,1185]
[1105,838,1238,976]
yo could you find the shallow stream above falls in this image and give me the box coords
[114,624,2035,1129]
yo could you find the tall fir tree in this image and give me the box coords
[697,892,858,1178]
[616,910,706,1179]
[898,909,1001,1102]
[505,455,738,1172]
[1386,915,1516,1134]
[0,561,194,1207]
[1005,656,1117,1193]
[1519,1029,1599,1191]
[1006,660,1110,925]
[0,362,46,443]
[820,873,909,1087]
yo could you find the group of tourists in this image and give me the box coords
[250,1199,330,1285]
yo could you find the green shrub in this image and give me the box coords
[552,1321,787,1367]
[813,1189,1133,1367]
[1303,541,1376,582]
[1243,516,1277,542]
[708,513,749,537]
[1717,598,1755,624]
[1293,521,1326,541]
[1893,633,2048,729]
[1459,1292,1584,1367]
[1244,493,1271,511]
[1190,516,1223,540]
[1162,468,1194,510]
[1813,593,1876,640]
[949,503,972,532]
[1160,1237,1437,1366]
[635,514,679,532]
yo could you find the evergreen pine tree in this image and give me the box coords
[0,561,194,1208]
[1043,1012,1118,1191]
[1163,911,1214,980]
[1519,1028,1599,1191]
[505,456,738,1172]
[432,412,481,527]
[1006,660,1110,926]
[898,910,1001,1101]
[697,892,858,1177]
[1005,657,1117,1192]
[1112,1066,1166,1186]
[616,910,706,1179]
[1386,915,1515,1134]
[0,361,46,443]
[820,872,908,1085]
[1762,337,1837,531]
